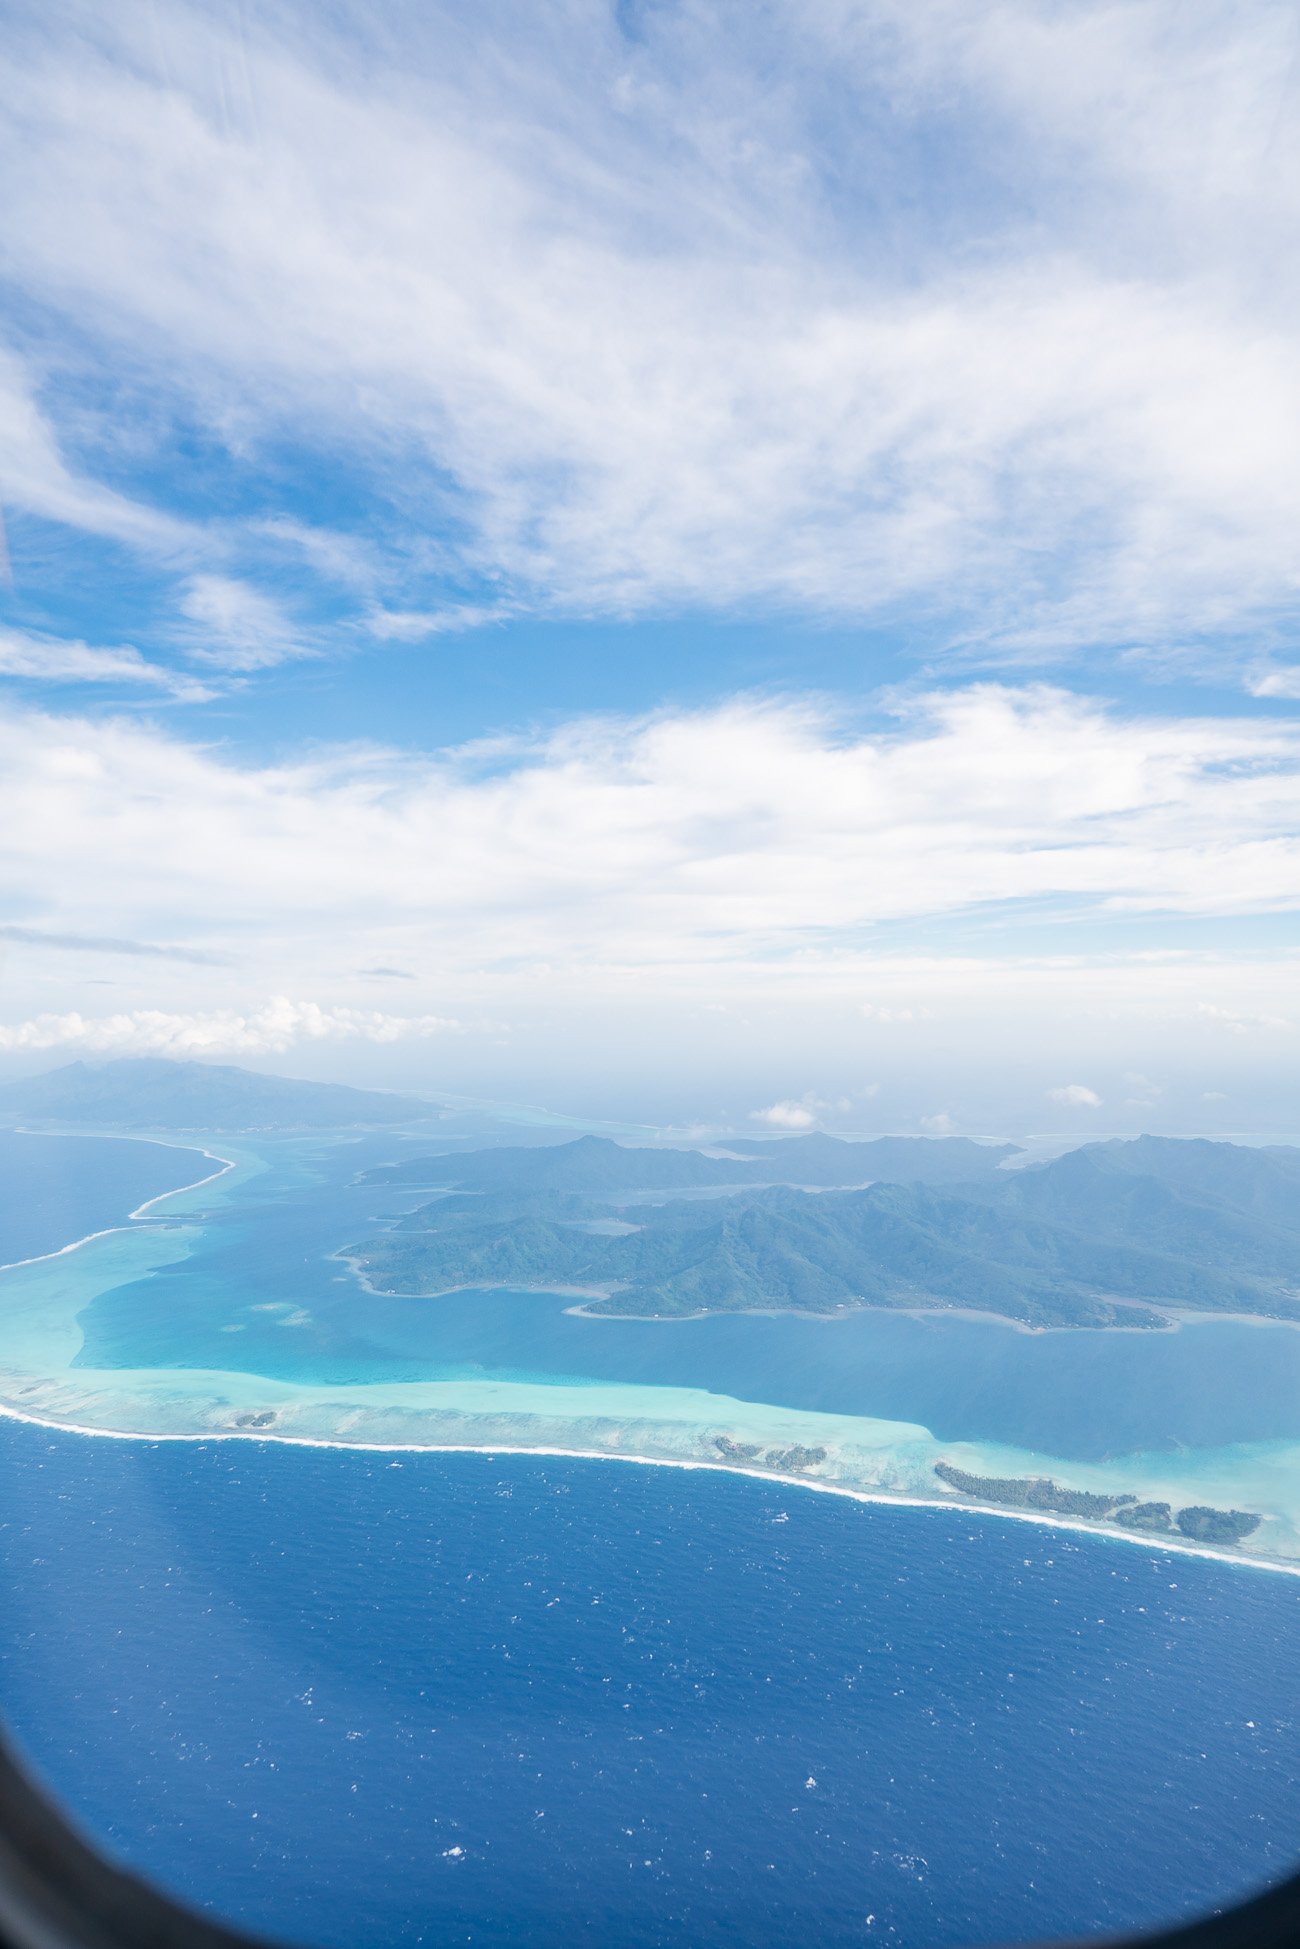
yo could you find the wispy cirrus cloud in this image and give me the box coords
[178,575,311,671]
[0,348,191,554]
[0,626,212,699]
[0,2,1297,661]
[363,603,511,642]
[0,922,225,965]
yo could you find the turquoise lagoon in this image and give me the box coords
[3,1128,1300,1569]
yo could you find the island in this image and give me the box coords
[933,1464,1263,1546]
[362,1132,1023,1193]
[345,1133,1300,1329]
[1112,1501,1176,1533]
[933,1461,1129,1519]
[0,1056,438,1131]
[1174,1506,1261,1545]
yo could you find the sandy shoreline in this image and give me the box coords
[338,1254,619,1303]
[337,1261,1300,1337]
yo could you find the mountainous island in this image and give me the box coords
[349,1133,1300,1330]
[0,1058,437,1131]
[363,1130,1022,1193]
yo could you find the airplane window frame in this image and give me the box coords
[0,1732,1295,1949]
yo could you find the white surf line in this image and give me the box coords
[0,1396,1293,1579]
[130,1147,237,1217]
[0,1137,237,1274]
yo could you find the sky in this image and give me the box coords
[1,0,1299,1134]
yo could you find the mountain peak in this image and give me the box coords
[0,1057,436,1131]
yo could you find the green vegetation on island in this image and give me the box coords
[934,1465,1263,1545]
[765,1444,828,1472]
[348,1134,1300,1330]
[1174,1506,1261,1545]
[1112,1502,1174,1533]
[713,1436,827,1473]
[933,1461,1127,1519]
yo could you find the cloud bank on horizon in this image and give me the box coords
[0,682,1295,1126]
[0,1,1298,1128]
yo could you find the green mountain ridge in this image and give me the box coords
[362,1130,1022,1193]
[349,1134,1300,1328]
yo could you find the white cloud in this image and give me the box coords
[1047,1083,1102,1107]
[364,604,510,642]
[256,517,378,590]
[1,683,1299,983]
[1196,1003,1293,1035]
[0,348,189,551]
[0,4,1298,646]
[0,626,211,699]
[1,680,1300,1117]
[1249,669,1300,700]
[179,575,309,671]
[750,1088,858,1128]
[0,997,460,1057]
[751,1100,818,1130]
[920,1111,957,1135]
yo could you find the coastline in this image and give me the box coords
[2,1127,1296,1585]
[337,1253,618,1303]
[560,1297,1300,1333]
[0,1392,1294,1578]
[0,1135,237,1275]
[341,1265,1300,1337]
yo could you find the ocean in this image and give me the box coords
[3,1427,1299,1949]
[0,1130,1297,1947]
[0,1130,215,1266]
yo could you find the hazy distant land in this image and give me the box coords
[0,1057,437,1131]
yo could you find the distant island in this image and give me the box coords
[362,1130,1023,1193]
[347,1133,1300,1330]
[0,1057,438,1131]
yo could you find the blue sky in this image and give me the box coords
[1,0,1299,1133]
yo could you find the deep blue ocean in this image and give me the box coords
[0,1130,211,1265]
[0,1132,1298,1947]
[2,1430,1299,1948]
